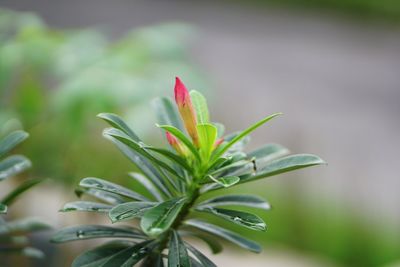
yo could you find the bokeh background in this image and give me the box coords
[1,1,400,266]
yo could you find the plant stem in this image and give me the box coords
[155,185,200,253]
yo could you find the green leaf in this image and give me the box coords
[106,137,172,198]
[104,128,182,180]
[60,201,112,213]
[152,97,184,132]
[185,243,217,267]
[197,194,270,210]
[141,253,164,267]
[247,143,290,169]
[197,123,217,161]
[196,207,266,231]
[144,146,192,172]
[179,230,223,254]
[212,113,281,162]
[190,90,209,124]
[80,177,149,202]
[213,123,225,138]
[185,219,261,253]
[208,175,240,188]
[0,203,7,214]
[51,225,145,243]
[0,130,29,158]
[0,155,31,181]
[157,125,201,162]
[168,230,190,267]
[129,172,163,201]
[141,197,187,237]
[240,154,326,184]
[109,202,157,223]
[97,113,140,141]
[75,188,125,205]
[1,178,43,206]
[100,240,154,267]
[72,241,133,267]
[0,218,51,235]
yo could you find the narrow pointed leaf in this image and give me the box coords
[240,154,326,184]
[0,130,29,158]
[197,194,270,210]
[105,137,172,198]
[72,241,133,267]
[248,143,290,169]
[109,202,157,223]
[197,123,217,160]
[179,230,223,254]
[51,225,145,243]
[1,178,43,205]
[97,113,139,141]
[157,125,201,162]
[100,240,154,267]
[153,97,184,132]
[209,175,240,188]
[0,203,8,214]
[141,197,187,237]
[144,146,192,172]
[0,155,31,181]
[190,90,209,124]
[168,230,190,267]
[196,207,266,231]
[80,177,149,202]
[60,201,112,213]
[104,128,182,179]
[185,243,217,267]
[0,218,51,235]
[141,253,164,267]
[212,113,281,161]
[129,172,163,201]
[75,188,125,205]
[185,219,261,253]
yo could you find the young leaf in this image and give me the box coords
[212,113,281,162]
[196,207,266,231]
[109,202,157,223]
[240,154,326,184]
[190,90,209,124]
[152,97,184,132]
[168,230,190,267]
[60,201,113,213]
[196,194,271,210]
[72,241,133,267]
[197,123,217,161]
[97,113,140,141]
[140,197,187,237]
[184,219,261,253]
[80,177,150,202]
[157,125,201,162]
[144,146,192,172]
[0,130,29,158]
[51,225,145,243]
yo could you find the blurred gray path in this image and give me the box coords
[3,0,400,223]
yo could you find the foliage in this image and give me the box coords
[0,122,50,260]
[52,77,324,266]
[0,8,207,184]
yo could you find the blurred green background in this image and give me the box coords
[1,1,400,266]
